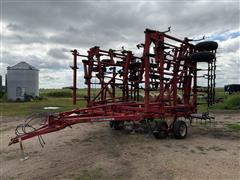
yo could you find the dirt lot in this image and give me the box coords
[0,112,239,180]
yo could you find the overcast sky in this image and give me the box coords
[1,0,239,88]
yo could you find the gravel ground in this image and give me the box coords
[0,112,239,180]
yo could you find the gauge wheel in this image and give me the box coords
[173,120,187,139]
[153,121,168,139]
[190,51,215,63]
[195,41,218,51]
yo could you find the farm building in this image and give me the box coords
[7,61,39,101]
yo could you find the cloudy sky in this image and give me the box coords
[1,0,239,88]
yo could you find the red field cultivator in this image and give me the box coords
[9,28,218,150]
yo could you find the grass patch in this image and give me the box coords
[197,88,240,111]
[211,94,240,110]
[39,88,100,98]
[1,88,239,116]
[43,90,72,98]
[0,88,87,116]
[74,168,104,180]
[226,123,240,130]
[0,97,85,116]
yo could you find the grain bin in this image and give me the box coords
[7,61,39,101]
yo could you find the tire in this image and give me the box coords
[195,41,218,51]
[173,120,187,139]
[109,121,124,130]
[153,121,168,139]
[190,51,215,63]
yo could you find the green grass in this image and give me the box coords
[1,88,239,116]
[40,88,87,98]
[74,168,104,180]
[0,97,85,116]
[0,88,121,117]
[226,123,240,130]
[197,88,240,111]
[211,94,240,110]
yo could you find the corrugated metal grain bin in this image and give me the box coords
[7,61,39,101]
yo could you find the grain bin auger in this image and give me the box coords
[9,28,218,150]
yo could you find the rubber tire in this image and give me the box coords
[109,121,124,130]
[195,41,218,51]
[153,121,168,139]
[190,51,215,63]
[173,120,187,139]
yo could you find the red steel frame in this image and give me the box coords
[9,29,205,146]
[71,49,79,105]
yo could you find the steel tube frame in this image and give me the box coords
[9,28,216,146]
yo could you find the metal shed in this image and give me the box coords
[7,61,39,101]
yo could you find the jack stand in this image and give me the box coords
[19,138,29,161]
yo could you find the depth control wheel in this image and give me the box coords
[173,120,187,139]
[190,51,215,63]
[153,121,168,139]
[195,41,218,51]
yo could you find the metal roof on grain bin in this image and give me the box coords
[7,61,39,70]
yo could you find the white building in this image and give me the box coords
[7,61,39,101]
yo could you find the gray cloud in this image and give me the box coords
[6,23,22,31]
[2,51,69,70]
[3,1,239,47]
[47,48,69,59]
[219,37,240,53]
[3,1,239,46]
[1,0,240,88]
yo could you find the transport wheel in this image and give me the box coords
[190,51,215,63]
[195,41,218,51]
[153,121,168,139]
[173,120,187,139]
[109,121,124,130]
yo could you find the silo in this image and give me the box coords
[7,61,39,101]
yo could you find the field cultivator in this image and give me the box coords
[9,28,218,154]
